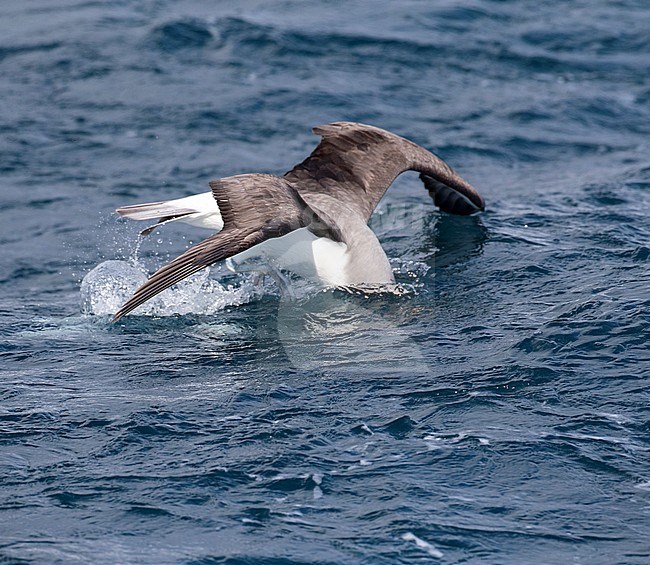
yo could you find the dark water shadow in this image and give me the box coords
[420,213,489,269]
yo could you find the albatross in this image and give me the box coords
[112,122,485,321]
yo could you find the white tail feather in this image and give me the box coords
[116,202,195,220]
[116,191,224,232]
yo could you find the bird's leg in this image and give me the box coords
[226,258,296,300]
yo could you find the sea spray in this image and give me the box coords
[80,260,255,317]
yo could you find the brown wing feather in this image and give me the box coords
[112,228,268,321]
[112,174,307,321]
[284,122,409,220]
[284,122,484,220]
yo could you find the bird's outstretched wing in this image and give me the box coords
[112,174,308,321]
[284,122,484,220]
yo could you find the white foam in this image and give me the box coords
[80,260,148,315]
[79,259,255,317]
[401,532,443,558]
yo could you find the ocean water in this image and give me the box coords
[1,0,649,562]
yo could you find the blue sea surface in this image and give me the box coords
[1,0,649,562]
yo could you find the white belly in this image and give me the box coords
[232,227,350,286]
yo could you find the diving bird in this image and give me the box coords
[112,122,485,321]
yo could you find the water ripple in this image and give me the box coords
[1,0,649,562]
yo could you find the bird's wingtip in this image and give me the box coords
[420,174,485,216]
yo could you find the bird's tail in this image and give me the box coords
[115,192,223,234]
[116,201,195,221]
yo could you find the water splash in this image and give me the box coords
[80,260,147,315]
[79,259,255,317]
[391,259,430,279]
[78,254,428,319]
